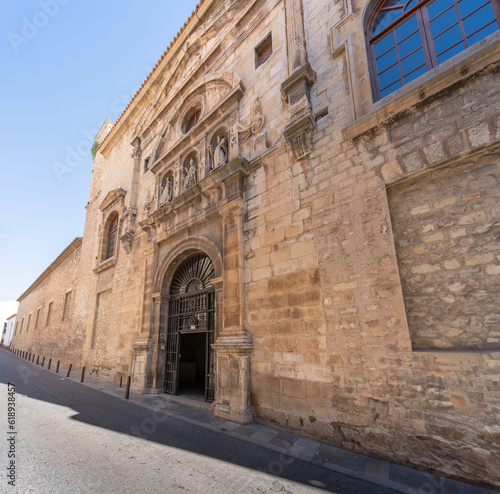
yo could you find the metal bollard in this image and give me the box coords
[80,366,85,383]
[48,358,52,370]
[66,364,72,377]
[56,361,60,373]
[32,354,35,363]
[36,355,40,365]
[125,376,131,399]
[119,376,123,388]
[41,357,45,367]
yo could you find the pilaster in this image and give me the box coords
[282,0,316,160]
[212,197,253,424]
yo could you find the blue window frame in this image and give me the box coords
[368,0,500,100]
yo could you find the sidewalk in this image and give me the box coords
[6,349,497,494]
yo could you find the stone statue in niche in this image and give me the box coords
[210,135,228,169]
[159,176,173,205]
[183,158,197,190]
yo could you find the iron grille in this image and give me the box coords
[164,254,215,402]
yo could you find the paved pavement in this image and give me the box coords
[0,348,496,494]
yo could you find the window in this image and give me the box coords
[62,291,72,321]
[144,156,150,173]
[20,318,24,334]
[26,314,31,332]
[46,302,52,326]
[35,308,40,329]
[14,321,18,335]
[256,35,273,67]
[185,109,201,133]
[106,214,119,260]
[368,0,500,100]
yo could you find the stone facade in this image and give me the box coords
[10,0,500,489]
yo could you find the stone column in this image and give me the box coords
[131,243,156,393]
[284,0,308,74]
[120,138,141,252]
[151,293,170,394]
[131,339,155,393]
[282,0,317,160]
[212,197,253,424]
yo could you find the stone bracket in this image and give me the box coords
[280,63,317,102]
[283,111,315,160]
[281,63,316,160]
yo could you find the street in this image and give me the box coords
[0,349,401,493]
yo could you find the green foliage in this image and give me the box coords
[91,141,99,160]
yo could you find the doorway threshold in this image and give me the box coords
[164,392,212,411]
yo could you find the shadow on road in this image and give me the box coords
[0,349,400,494]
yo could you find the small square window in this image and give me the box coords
[144,157,150,173]
[256,35,273,68]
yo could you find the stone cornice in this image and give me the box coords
[140,157,248,232]
[98,187,127,213]
[17,238,82,302]
[93,257,116,274]
[98,0,278,157]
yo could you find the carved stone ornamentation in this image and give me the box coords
[143,188,158,212]
[281,64,317,160]
[131,140,142,159]
[120,232,133,254]
[237,98,264,143]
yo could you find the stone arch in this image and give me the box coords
[153,235,223,294]
[170,71,244,124]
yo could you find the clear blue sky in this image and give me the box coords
[0,1,199,317]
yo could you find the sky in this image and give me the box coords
[0,0,200,327]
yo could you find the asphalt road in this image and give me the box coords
[0,350,400,494]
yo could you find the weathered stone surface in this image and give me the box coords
[388,153,500,351]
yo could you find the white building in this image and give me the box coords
[3,314,16,346]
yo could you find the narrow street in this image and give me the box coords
[0,349,400,494]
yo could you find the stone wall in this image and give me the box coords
[11,239,83,368]
[388,149,500,350]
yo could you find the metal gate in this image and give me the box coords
[164,254,215,402]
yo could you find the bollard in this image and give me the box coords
[80,366,86,383]
[41,357,45,368]
[48,358,52,370]
[125,376,131,399]
[32,354,35,363]
[119,376,123,388]
[66,364,72,377]
[56,361,60,374]
[28,352,31,361]
[36,355,40,365]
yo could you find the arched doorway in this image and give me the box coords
[164,253,215,402]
